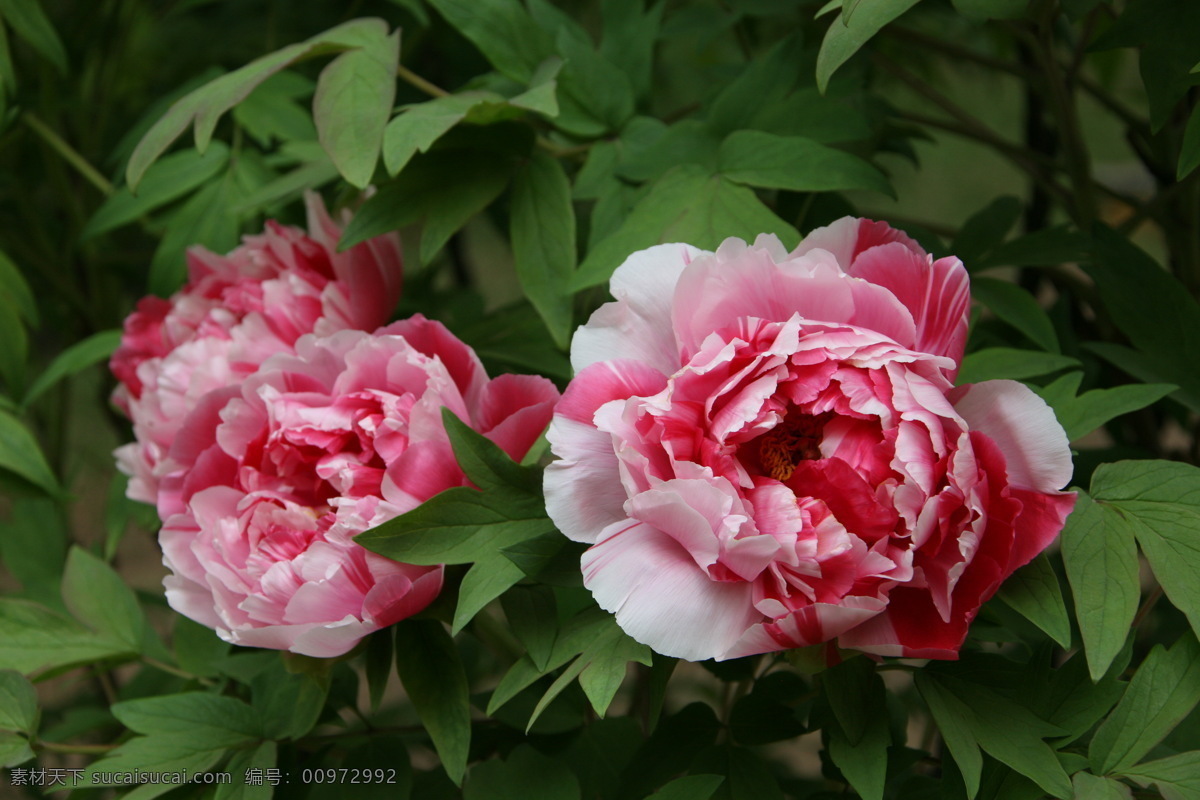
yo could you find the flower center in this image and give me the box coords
[756,410,833,482]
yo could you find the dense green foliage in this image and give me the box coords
[2,1,1200,798]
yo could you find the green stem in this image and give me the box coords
[396,64,449,98]
[37,740,118,755]
[141,656,214,684]
[885,105,1073,208]
[1031,9,1097,226]
[887,25,1037,80]
[1132,585,1164,630]
[22,112,113,196]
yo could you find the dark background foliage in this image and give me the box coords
[2,1,1200,798]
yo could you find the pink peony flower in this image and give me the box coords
[157,317,560,657]
[111,192,404,505]
[544,218,1076,661]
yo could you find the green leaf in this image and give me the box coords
[815,0,923,92]
[1179,103,1200,180]
[253,668,330,740]
[0,670,37,734]
[172,615,229,679]
[308,735,413,800]
[952,196,1023,269]
[511,151,575,350]
[1060,491,1140,681]
[0,731,33,769]
[573,166,800,291]
[826,666,890,800]
[576,624,652,718]
[359,410,553,565]
[0,497,66,606]
[217,742,277,800]
[465,745,581,800]
[1090,633,1200,775]
[126,18,389,189]
[113,692,260,742]
[0,409,59,495]
[149,176,240,296]
[365,628,394,712]
[1092,460,1200,642]
[0,19,16,95]
[956,348,1078,384]
[314,28,399,188]
[828,718,889,800]
[1089,0,1200,131]
[600,0,662,100]
[1084,225,1200,403]
[527,614,651,728]
[501,532,582,586]
[232,153,340,216]
[971,277,1059,353]
[1120,751,1200,800]
[822,657,876,745]
[975,226,1089,269]
[707,36,803,137]
[0,0,66,74]
[338,149,516,263]
[718,130,891,195]
[952,0,1028,21]
[729,673,808,746]
[442,408,545,496]
[996,553,1072,648]
[232,71,316,147]
[487,606,612,714]
[619,703,722,799]
[395,619,470,785]
[61,547,146,651]
[0,248,37,326]
[1087,341,1200,415]
[80,735,226,787]
[383,93,498,176]
[21,330,121,410]
[451,553,526,634]
[647,775,725,800]
[918,674,983,797]
[1044,647,1129,745]
[918,672,1072,799]
[704,746,785,800]
[357,487,557,565]
[0,292,26,392]
[501,585,558,672]
[83,145,229,239]
[1070,772,1134,800]
[617,120,721,182]
[426,0,554,83]
[551,28,636,137]
[1033,372,1175,443]
[509,57,563,117]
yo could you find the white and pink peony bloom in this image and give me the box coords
[544,218,1076,661]
[111,192,403,505]
[157,317,560,657]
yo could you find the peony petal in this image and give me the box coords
[582,521,759,661]
[727,595,887,658]
[555,359,668,426]
[848,244,969,366]
[790,216,923,268]
[545,417,628,544]
[474,373,560,461]
[951,380,1073,491]
[572,243,703,375]
[363,565,444,627]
